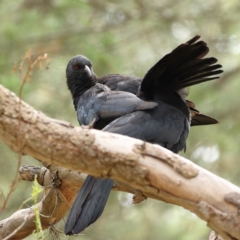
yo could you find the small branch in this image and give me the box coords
[0,165,86,239]
[0,52,50,215]
[1,84,240,239]
[0,164,137,239]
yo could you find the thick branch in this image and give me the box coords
[1,84,240,240]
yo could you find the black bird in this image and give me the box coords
[64,36,223,235]
[64,57,158,235]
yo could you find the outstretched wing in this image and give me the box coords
[141,36,223,97]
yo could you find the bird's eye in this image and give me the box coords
[73,65,79,70]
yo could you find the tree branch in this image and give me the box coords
[0,164,84,239]
[0,164,144,240]
[0,84,240,240]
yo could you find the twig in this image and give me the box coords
[0,52,50,214]
[3,214,28,240]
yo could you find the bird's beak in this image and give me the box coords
[84,65,92,77]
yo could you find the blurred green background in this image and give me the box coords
[0,0,240,239]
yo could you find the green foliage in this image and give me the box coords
[1,0,240,239]
[32,176,44,239]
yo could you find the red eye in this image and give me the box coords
[73,65,79,70]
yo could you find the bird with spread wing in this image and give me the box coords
[64,36,223,235]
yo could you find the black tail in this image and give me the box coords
[64,175,114,235]
[140,36,223,97]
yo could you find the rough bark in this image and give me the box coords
[0,84,240,240]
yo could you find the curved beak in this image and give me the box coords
[84,65,92,77]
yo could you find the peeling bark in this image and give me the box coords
[0,84,240,239]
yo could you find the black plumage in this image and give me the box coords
[66,55,157,130]
[64,36,223,235]
[65,56,159,235]
[98,74,142,95]
[65,176,113,234]
[98,74,219,127]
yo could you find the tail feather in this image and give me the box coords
[65,175,95,233]
[65,175,114,235]
[91,179,114,222]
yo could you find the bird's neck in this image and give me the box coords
[71,79,96,110]
[155,90,190,119]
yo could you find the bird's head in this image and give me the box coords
[66,55,97,95]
